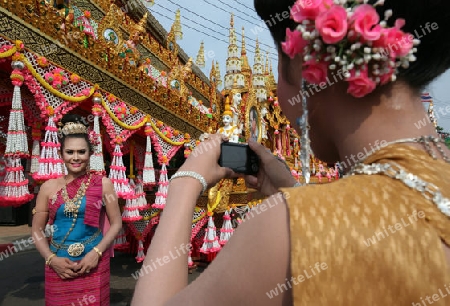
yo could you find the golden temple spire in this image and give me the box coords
[228,13,236,46]
[265,51,270,75]
[240,26,251,88]
[215,61,222,87]
[195,41,206,68]
[267,58,277,91]
[252,37,267,102]
[241,27,246,56]
[210,60,216,82]
[224,12,244,90]
[174,9,183,40]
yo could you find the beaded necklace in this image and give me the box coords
[62,174,92,218]
[347,135,450,216]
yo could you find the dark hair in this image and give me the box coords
[254,0,450,89]
[59,114,94,154]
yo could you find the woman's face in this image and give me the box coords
[61,137,90,175]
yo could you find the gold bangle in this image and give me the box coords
[45,253,56,266]
[93,247,102,258]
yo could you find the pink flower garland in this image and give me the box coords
[283,0,418,97]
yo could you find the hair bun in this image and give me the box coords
[60,114,88,127]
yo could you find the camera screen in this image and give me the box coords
[221,144,248,173]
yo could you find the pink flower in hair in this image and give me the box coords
[282,28,308,59]
[291,0,332,22]
[302,59,328,84]
[346,68,377,98]
[373,20,412,57]
[315,5,348,44]
[350,4,382,42]
[382,20,413,57]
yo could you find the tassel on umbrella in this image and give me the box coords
[32,115,64,181]
[219,208,234,245]
[0,157,6,183]
[136,239,145,263]
[109,142,134,199]
[142,123,155,186]
[200,212,221,254]
[0,60,34,206]
[30,123,41,175]
[121,178,141,222]
[89,96,105,175]
[135,173,150,211]
[152,161,168,209]
[114,224,129,251]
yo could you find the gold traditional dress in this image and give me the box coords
[282,144,450,305]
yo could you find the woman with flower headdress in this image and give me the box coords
[32,114,122,305]
[132,1,450,305]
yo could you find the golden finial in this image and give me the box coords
[230,13,234,28]
[195,41,206,68]
[223,96,232,116]
[132,12,148,35]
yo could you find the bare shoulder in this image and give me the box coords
[101,176,117,202]
[39,178,63,196]
[101,176,113,187]
[35,178,64,210]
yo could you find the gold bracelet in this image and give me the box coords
[93,247,102,258]
[45,253,56,266]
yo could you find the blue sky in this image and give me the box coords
[147,0,450,132]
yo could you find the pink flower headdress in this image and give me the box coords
[283,0,419,97]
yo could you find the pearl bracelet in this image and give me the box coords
[169,171,208,194]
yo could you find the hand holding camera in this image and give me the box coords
[243,139,297,196]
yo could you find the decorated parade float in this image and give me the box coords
[0,0,343,266]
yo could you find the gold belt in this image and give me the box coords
[51,230,101,257]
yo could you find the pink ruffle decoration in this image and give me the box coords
[109,144,134,199]
[152,163,168,209]
[200,216,221,254]
[32,116,64,181]
[219,209,234,245]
